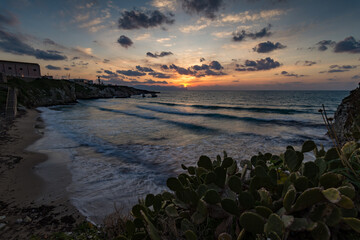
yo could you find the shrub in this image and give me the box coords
[115,140,360,240]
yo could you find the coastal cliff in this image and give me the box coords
[332,86,360,145]
[0,77,154,109]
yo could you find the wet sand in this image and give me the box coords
[0,109,85,239]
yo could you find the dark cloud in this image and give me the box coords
[209,61,223,70]
[161,65,169,70]
[320,65,357,73]
[136,65,154,72]
[180,0,224,19]
[104,70,118,76]
[64,67,71,70]
[200,57,205,62]
[303,60,317,66]
[191,64,209,71]
[46,65,61,70]
[169,64,195,75]
[204,69,226,76]
[316,40,335,51]
[0,11,18,27]
[352,75,360,80]
[117,35,133,48]
[235,57,281,71]
[253,41,286,53]
[144,79,168,84]
[280,71,304,78]
[148,72,171,78]
[96,70,102,73]
[233,24,272,42]
[72,56,80,60]
[0,30,67,60]
[118,10,174,30]
[103,59,110,63]
[164,61,226,77]
[334,36,360,54]
[117,70,146,76]
[146,51,173,58]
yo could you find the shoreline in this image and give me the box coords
[0,109,85,239]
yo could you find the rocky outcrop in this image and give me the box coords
[74,83,149,99]
[1,78,154,109]
[332,86,360,145]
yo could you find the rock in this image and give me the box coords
[24,216,32,223]
[0,223,6,230]
[332,86,360,146]
[0,215,5,220]
[16,218,23,224]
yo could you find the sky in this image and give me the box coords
[0,0,360,90]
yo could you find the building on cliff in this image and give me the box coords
[0,60,41,79]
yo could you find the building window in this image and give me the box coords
[33,69,37,71]
[19,68,23,70]
[8,67,12,70]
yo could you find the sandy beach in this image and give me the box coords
[0,109,85,239]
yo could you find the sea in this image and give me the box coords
[29,90,348,223]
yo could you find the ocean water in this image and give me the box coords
[32,90,348,223]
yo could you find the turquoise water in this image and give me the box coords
[35,90,348,222]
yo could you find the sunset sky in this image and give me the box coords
[0,0,359,90]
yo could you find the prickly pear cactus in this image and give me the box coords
[116,141,360,240]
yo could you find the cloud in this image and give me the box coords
[352,75,360,80]
[96,70,102,73]
[191,64,209,71]
[136,65,154,72]
[163,61,226,77]
[146,51,173,58]
[253,41,286,53]
[148,72,172,78]
[0,11,18,27]
[116,69,146,76]
[280,71,304,78]
[320,65,357,73]
[103,59,110,63]
[334,36,360,54]
[303,60,317,66]
[135,33,151,41]
[118,10,174,30]
[233,24,272,42]
[117,35,133,48]
[209,60,223,70]
[180,0,224,19]
[204,69,226,76]
[315,40,335,51]
[46,65,61,70]
[179,24,208,33]
[0,29,67,60]
[200,57,205,62]
[151,0,177,11]
[235,57,281,71]
[144,79,168,84]
[104,70,118,76]
[221,9,286,24]
[71,46,97,59]
[211,31,233,38]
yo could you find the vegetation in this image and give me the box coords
[102,139,360,240]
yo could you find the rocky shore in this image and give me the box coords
[332,86,360,145]
[0,77,155,109]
